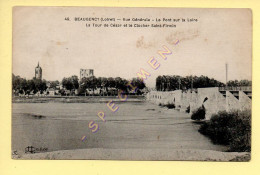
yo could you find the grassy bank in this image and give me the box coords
[198,110,251,152]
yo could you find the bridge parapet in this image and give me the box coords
[219,86,252,91]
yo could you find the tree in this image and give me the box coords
[156,76,162,91]
[12,74,22,92]
[62,78,73,91]
[191,106,206,121]
[102,77,109,94]
[62,75,79,91]
[107,77,116,88]
[27,79,35,94]
[34,78,47,94]
[89,76,98,95]
[12,74,29,94]
[130,77,146,94]
[49,80,59,89]
[71,75,79,89]
[227,80,239,87]
[79,76,97,95]
[238,80,251,86]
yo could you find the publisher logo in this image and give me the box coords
[25,146,48,154]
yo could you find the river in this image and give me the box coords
[12,101,227,155]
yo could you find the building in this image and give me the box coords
[35,62,42,80]
[80,69,94,80]
[48,88,55,96]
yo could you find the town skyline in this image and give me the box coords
[12,60,251,88]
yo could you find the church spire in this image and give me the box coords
[35,61,42,80]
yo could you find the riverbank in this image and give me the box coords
[12,95,145,103]
[13,148,250,161]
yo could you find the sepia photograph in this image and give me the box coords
[12,7,252,161]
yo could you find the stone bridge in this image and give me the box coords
[147,87,252,119]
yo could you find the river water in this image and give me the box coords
[12,101,226,154]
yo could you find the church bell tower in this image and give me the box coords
[35,62,42,80]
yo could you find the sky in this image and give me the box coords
[13,7,252,87]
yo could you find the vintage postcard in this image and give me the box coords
[12,7,252,160]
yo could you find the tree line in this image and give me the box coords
[12,74,47,95]
[66,76,146,95]
[12,73,252,95]
[155,75,251,91]
[12,74,146,96]
[227,79,252,87]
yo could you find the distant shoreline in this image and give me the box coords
[12,95,146,103]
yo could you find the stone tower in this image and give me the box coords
[35,62,42,80]
[80,69,94,80]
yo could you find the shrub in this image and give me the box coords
[186,105,190,113]
[199,110,251,152]
[191,106,206,120]
[165,103,175,109]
